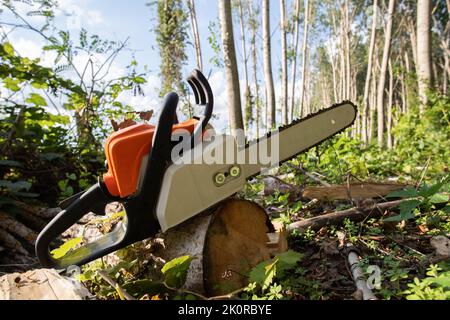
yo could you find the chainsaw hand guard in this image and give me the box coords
[35,70,214,268]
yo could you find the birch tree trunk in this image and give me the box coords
[262,0,276,128]
[219,0,244,136]
[187,0,202,71]
[362,0,378,144]
[237,0,251,129]
[289,0,301,122]
[417,0,433,112]
[376,0,395,147]
[279,0,288,125]
[299,0,310,117]
[249,2,261,136]
[387,58,394,149]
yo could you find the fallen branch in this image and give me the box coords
[97,270,136,301]
[302,183,406,201]
[288,199,407,233]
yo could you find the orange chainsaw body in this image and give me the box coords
[103,119,198,198]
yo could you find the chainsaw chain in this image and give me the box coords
[243,100,358,180]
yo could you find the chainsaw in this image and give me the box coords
[35,69,357,268]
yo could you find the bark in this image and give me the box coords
[187,0,203,70]
[362,0,378,144]
[289,0,301,121]
[387,58,394,149]
[344,0,351,100]
[376,0,395,147]
[279,0,288,125]
[417,0,433,111]
[262,0,276,128]
[299,0,310,117]
[302,183,406,201]
[219,0,244,136]
[154,199,281,296]
[237,0,251,129]
[0,228,29,256]
[249,3,261,136]
[0,212,38,246]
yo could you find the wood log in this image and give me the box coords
[155,198,283,297]
[10,201,60,219]
[0,228,29,256]
[288,199,407,233]
[0,212,38,246]
[302,182,407,201]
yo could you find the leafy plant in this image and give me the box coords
[161,255,195,288]
[245,250,302,299]
[404,264,450,300]
[384,177,449,222]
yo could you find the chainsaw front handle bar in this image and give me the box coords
[35,92,181,268]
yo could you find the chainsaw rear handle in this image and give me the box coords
[187,69,214,147]
[187,69,213,129]
[35,92,181,268]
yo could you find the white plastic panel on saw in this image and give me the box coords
[156,134,245,232]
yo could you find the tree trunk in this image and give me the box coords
[279,0,288,125]
[249,2,261,137]
[344,0,351,100]
[299,0,310,117]
[417,0,433,112]
[237,0,251,130]
[362,0,378,144]
[289,0,301,122]
[155,199,286,296]
[376,0,395,147]
[387,58,394,149]
[262,0,276,128]
[219,0,244,136]
[187,0,202,71]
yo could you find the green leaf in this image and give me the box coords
[0,180,32,192]
[40,153,63,161]
[249,259,277,290]
[384,199,421,221]
[3,78,21,92]
[429,193,449,204]
[431,276,450,288]
[161,255,194,288]
[386,186,418,198]
[122,280,166,298]
[0,160,23,167]
[50,237,82,259]
[26,93,47,106]
[133,76,146,84]
[31,81,48,89]
[419,181,446,198]
[3,42,14,56]
[67,173,77,180]
[275,250,302,277]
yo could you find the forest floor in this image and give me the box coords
[0,161,449,300]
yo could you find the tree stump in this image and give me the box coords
[155,198,285,297]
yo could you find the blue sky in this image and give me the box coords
[1,0,288,134]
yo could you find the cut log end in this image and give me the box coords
[155,198,286,297]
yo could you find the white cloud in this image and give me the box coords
[116,74,161,113]
[55,0,105,30]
